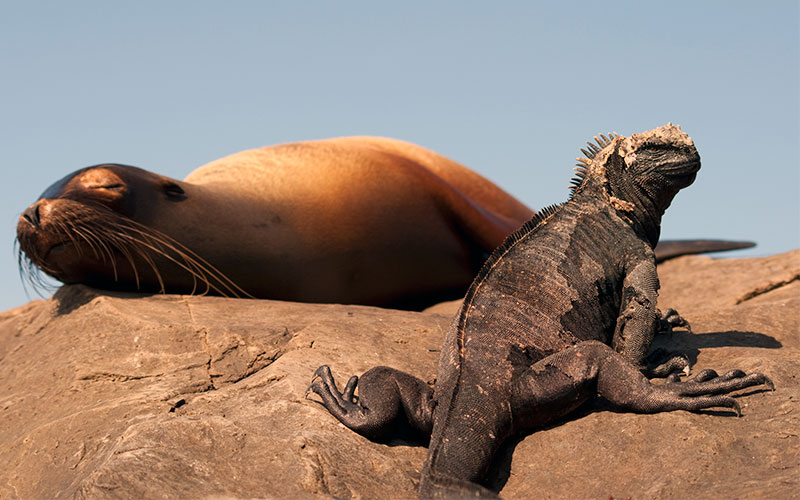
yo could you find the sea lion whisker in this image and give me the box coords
[128,240,166,294]
[56,209,82,240]
[82,224,119,267]
[15,240,37,296]
[131,233,242,298]
[68,219,117,277]
[107,233,139,286]
[115,220,251,298]
[70,225,106,262]
[91,228,122,272]
[84,219,149,283]
[56,219,84,258]
[143,240,215,297]
[113,230,215,296]
[111,226,212,296]
[16,239,57,296]
[101,230,145,290]
[87,215,184,292]
[78,220,189,295]
[128,229,211,296]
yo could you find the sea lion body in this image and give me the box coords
[17,137,533,308]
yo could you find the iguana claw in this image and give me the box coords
[658,308,692,334]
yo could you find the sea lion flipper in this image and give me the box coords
[654,239,756,262]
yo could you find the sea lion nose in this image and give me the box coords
[22,202,42,228]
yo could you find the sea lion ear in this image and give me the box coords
[163,181,186,201]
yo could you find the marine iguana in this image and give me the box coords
[307,124,773,498]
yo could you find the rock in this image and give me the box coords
[0,250,797,499]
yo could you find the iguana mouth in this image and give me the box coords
[673,159,700,172]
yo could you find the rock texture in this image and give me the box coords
[0,250,797,499]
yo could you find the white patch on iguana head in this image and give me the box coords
[620,123,694,168]
[626,123,693,148]
[570,124,696,201]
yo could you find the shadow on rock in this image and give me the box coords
[52,284,155,316]
[652,329,782,366]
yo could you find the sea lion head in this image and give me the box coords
[16,164,246,297]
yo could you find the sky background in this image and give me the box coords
[0,1,797,312]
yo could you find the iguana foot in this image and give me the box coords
[648,369,774,416]
[569,341,776,417]
[307,365,371,427]
[308,364,435,441]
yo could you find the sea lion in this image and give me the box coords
[16,136,753,310]
[17,137,534,309]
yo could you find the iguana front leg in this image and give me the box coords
[612,258,689,377]
[511,340,773,428]
[307,365,435,442]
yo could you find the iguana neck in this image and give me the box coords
[576,180,663,249]
[617,184,663,249]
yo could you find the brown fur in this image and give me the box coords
[17,137,533,309]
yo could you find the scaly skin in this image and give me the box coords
[308,125,773,498]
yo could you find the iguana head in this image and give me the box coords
[570,123,701,246]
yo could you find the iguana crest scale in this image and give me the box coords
[308,124,773,499]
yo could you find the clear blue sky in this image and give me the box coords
[1,1,798,312]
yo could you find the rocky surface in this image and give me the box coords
[0,250,797,499]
